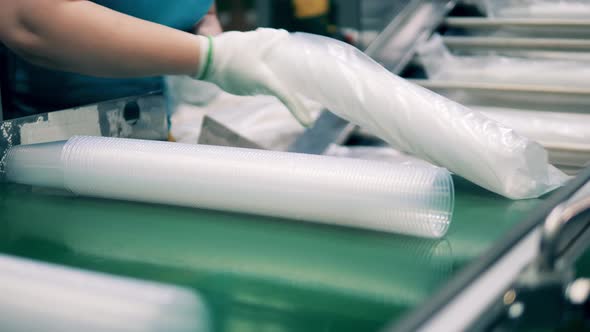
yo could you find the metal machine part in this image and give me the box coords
[410,80,590,98]
[388,168,590,332]
[410,80,590,113]
[444,17,590,29]
[0,93,167,177]
[540,193,590,272]
[198,116,263,149]
[443,36,590,52]
[287,111,352,154]
[466,182,590,331]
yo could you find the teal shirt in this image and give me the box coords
[6,0,213,118]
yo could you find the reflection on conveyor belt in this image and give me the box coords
[443,177,541,267]
[0,184,454,331]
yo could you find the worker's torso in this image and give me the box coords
[4,0,213,118]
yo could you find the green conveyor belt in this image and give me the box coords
[0,178,544,332]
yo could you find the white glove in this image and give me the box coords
[193,29,313,127]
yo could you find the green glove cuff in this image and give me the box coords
[198,36,214,80]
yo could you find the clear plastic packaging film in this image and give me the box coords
[324,144,437,169]
[263,31,567,199]
[471,106,590,151]
[472,106,590,172]
[418,35,590,88]
[482,0,590,18]
[5,136,454,238]
[0,254,209,332]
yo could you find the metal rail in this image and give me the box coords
[443,36,590,52]
[410,80,590,96]
[445,17,590,29]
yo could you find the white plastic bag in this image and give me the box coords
[169,92,320,150]
[418,35,590,88]
[265,31,567,199]
[165,76,221,106]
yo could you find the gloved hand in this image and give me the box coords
[192,28,313,127]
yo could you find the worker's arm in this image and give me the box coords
[195,2,223,36]
[0,0,203,77]
[0,0,312,126]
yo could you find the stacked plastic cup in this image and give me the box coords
[5,136,454,238]
[0,254,209,332]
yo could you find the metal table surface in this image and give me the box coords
[0,178,545,332]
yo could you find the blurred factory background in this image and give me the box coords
[211,0,406,47]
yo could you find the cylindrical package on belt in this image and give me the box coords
[0,254,208,332]
[262,30,567,199]
[5,136,454,238]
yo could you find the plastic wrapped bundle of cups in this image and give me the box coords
[0,254,209,332]
[4,136,454,238]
